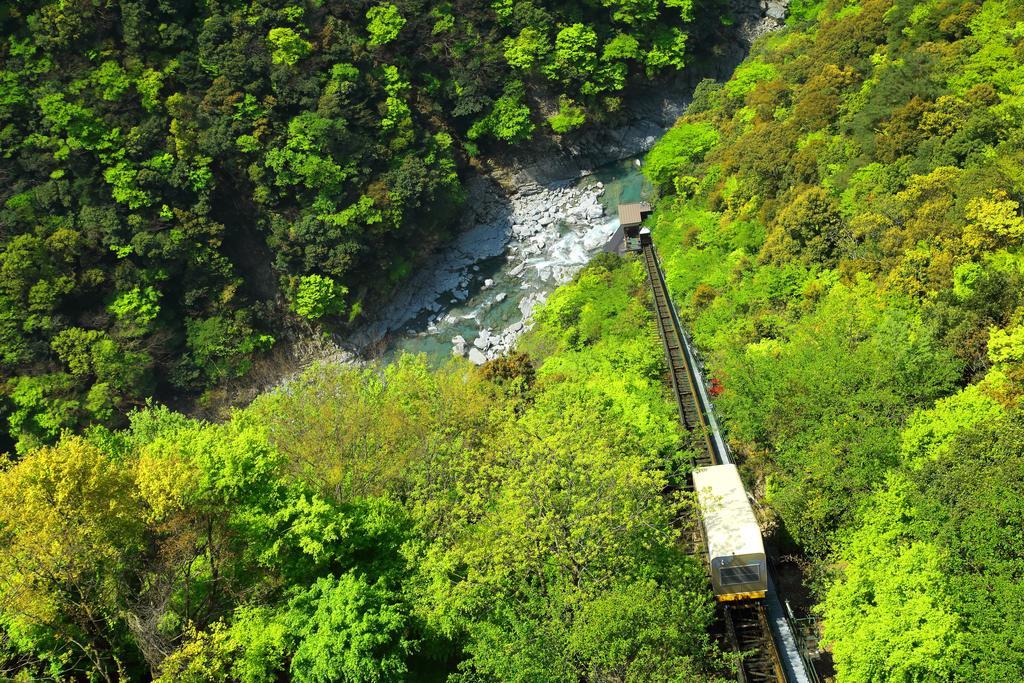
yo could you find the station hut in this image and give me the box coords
[616,202,653,252]
[618,201,652,238]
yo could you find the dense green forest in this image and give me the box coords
[5,0,1024,679]
[0,254,732,681]
[642,0,1024,678]
[0,0,714,453]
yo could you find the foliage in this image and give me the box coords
[267,28,311,66]
[821,473,963,682]
[640,0,1024,676]
[722,60,778,99]
[0,0,716,446]
[366,4,407,47]
[0,437,145,679]
[548,96,587,134]
[469,84,535,143]
[291,275,348,321]
[825,410,1024,681]
[0,254,727,679]
[108,286,161,336]
[643,122,719,187]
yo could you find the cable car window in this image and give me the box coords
[720,564,760,585]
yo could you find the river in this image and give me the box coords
[359,159,652,366]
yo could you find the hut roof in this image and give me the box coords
[618,202,652,227]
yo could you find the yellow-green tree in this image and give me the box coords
[0,437,145,680]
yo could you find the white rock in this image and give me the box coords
[452,335,467,355]
[495,292,508,303]
[483,278,494,288]
[766,0,787,19]
[468,348,486,365]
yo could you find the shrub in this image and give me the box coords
[292,275,348,320]
[643,122,720,188]
[548,96,587,133]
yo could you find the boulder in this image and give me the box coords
[452,335,467,355]
[467,348,486,365]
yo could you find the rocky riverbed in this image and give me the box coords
[191,0,789,417]
[351,169,632,364]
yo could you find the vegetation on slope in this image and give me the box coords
[0,254,727,681]
[6,0,1023,677]
[641,0,1024,678]
[0,0,717,452]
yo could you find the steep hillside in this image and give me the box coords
[642,0,1024,677]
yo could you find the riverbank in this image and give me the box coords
[359,164,644,365]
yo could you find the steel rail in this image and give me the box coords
[723,602,788,683]
[640,240,720,466]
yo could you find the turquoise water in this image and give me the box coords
[592,159,652,210]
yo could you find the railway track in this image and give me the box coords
[639,239,718,467]
[723,602,788,683]
[636,232,787,683]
